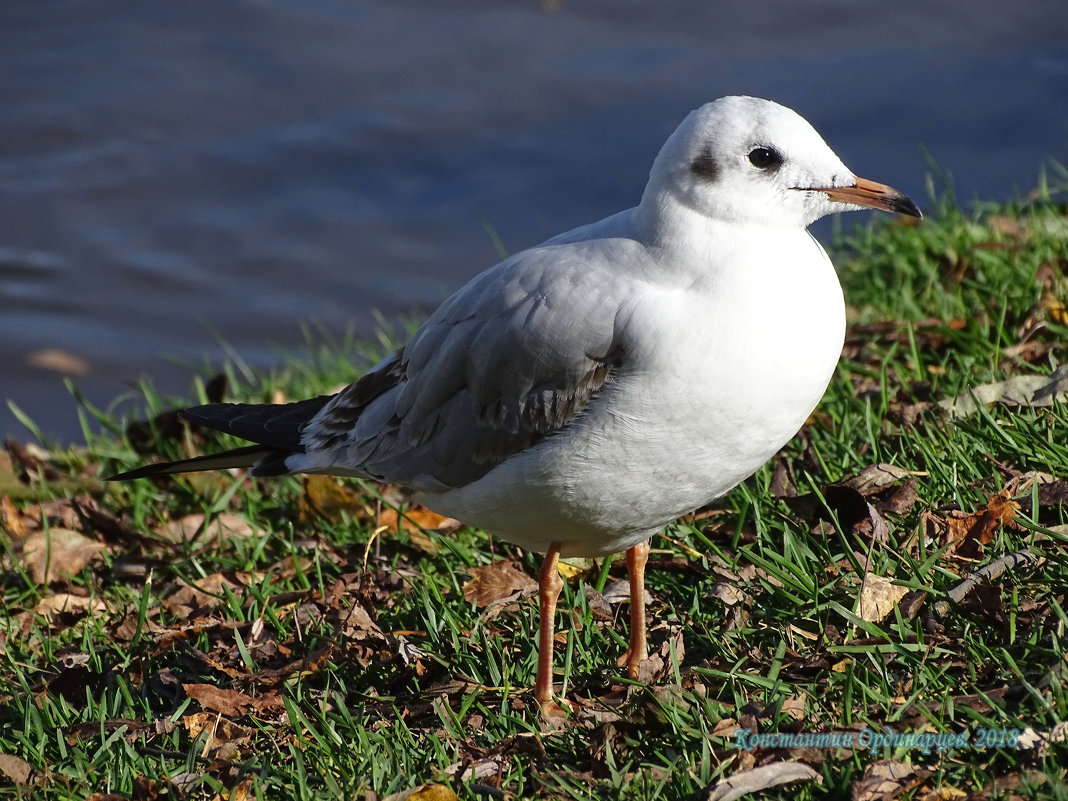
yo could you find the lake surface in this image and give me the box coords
[2,0,1066,442]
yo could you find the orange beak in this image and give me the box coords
[817,176,922,218]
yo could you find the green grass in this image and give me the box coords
[2,169,1067,800]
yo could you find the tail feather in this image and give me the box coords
[108,395,335,481]
[181,396,333,450]
[107,444,279,481]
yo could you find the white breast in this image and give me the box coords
[421,226,845,557]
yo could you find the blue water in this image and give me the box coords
[1,0,1066,442]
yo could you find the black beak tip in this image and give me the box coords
[894,194,923,220]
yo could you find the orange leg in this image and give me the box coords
[534,542,564,712]
[622,539,650,679]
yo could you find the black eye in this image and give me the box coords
[748,147,782,169]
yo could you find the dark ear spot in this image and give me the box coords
[690,148,719,181]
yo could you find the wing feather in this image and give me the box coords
[299,239,644,490]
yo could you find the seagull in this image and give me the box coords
[110,96,921,713]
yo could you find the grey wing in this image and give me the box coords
[298,241,640,490]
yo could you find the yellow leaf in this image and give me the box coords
[383,785,460,801]
[856,574,908,623]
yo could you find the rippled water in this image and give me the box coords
[1,0,1066,441]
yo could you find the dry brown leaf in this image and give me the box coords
[1,494,29,538]
[818,485,891,550]
[939,366,1068,416]
[880,479,920,516]
[706,762,821,801]
[781,695,806,721]
[462,560,538,607]
[1045,293,1068,327]
[856,574,908,623]
[710,583,746,606]
[156,513,259,544]
[183,683,283,717]
[843,464,927,495]
[181,711,254,759]
[163,573,246,613]
[941,489,1022,559]
[0,753,35,785]
[851,759,930,801]
[34,593,108,620]
[339,602,385,640]
[632,629,685,685]
[712,718,739,737]
[21,528,107,584]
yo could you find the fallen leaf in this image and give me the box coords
[706,762,821,801]
[851,759,930,801]
[710,583,747,606]
[1,494,29,538]
[382,786,460,801]
[181,712,253,759]
[879,478,921,516]
[939,365,1068,416]
[379,505,456,532]
[378,504,460,552]
[843,464,927,495]
[819,485,890,545]
[781,695,806,721]
[0,754,35,785]
[1017,721,1068,757]
[712,718,739,737]
[163,573,246,614]
[156,513,259,544]
[856,574,908,623]
[632,629,685,685]
[940,490,1021,559]
[556,558,591,579]
[463,560,538,607]
[34,593,108,620]
[602,578,641,605]
[183,683,283,717]
[6,439,62,482]
[339,602,386,641]
[584,585,614,620]
[770,457,797,498]
[298,475,366,525]
[21,528,107,583]
[443,756,506,780]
